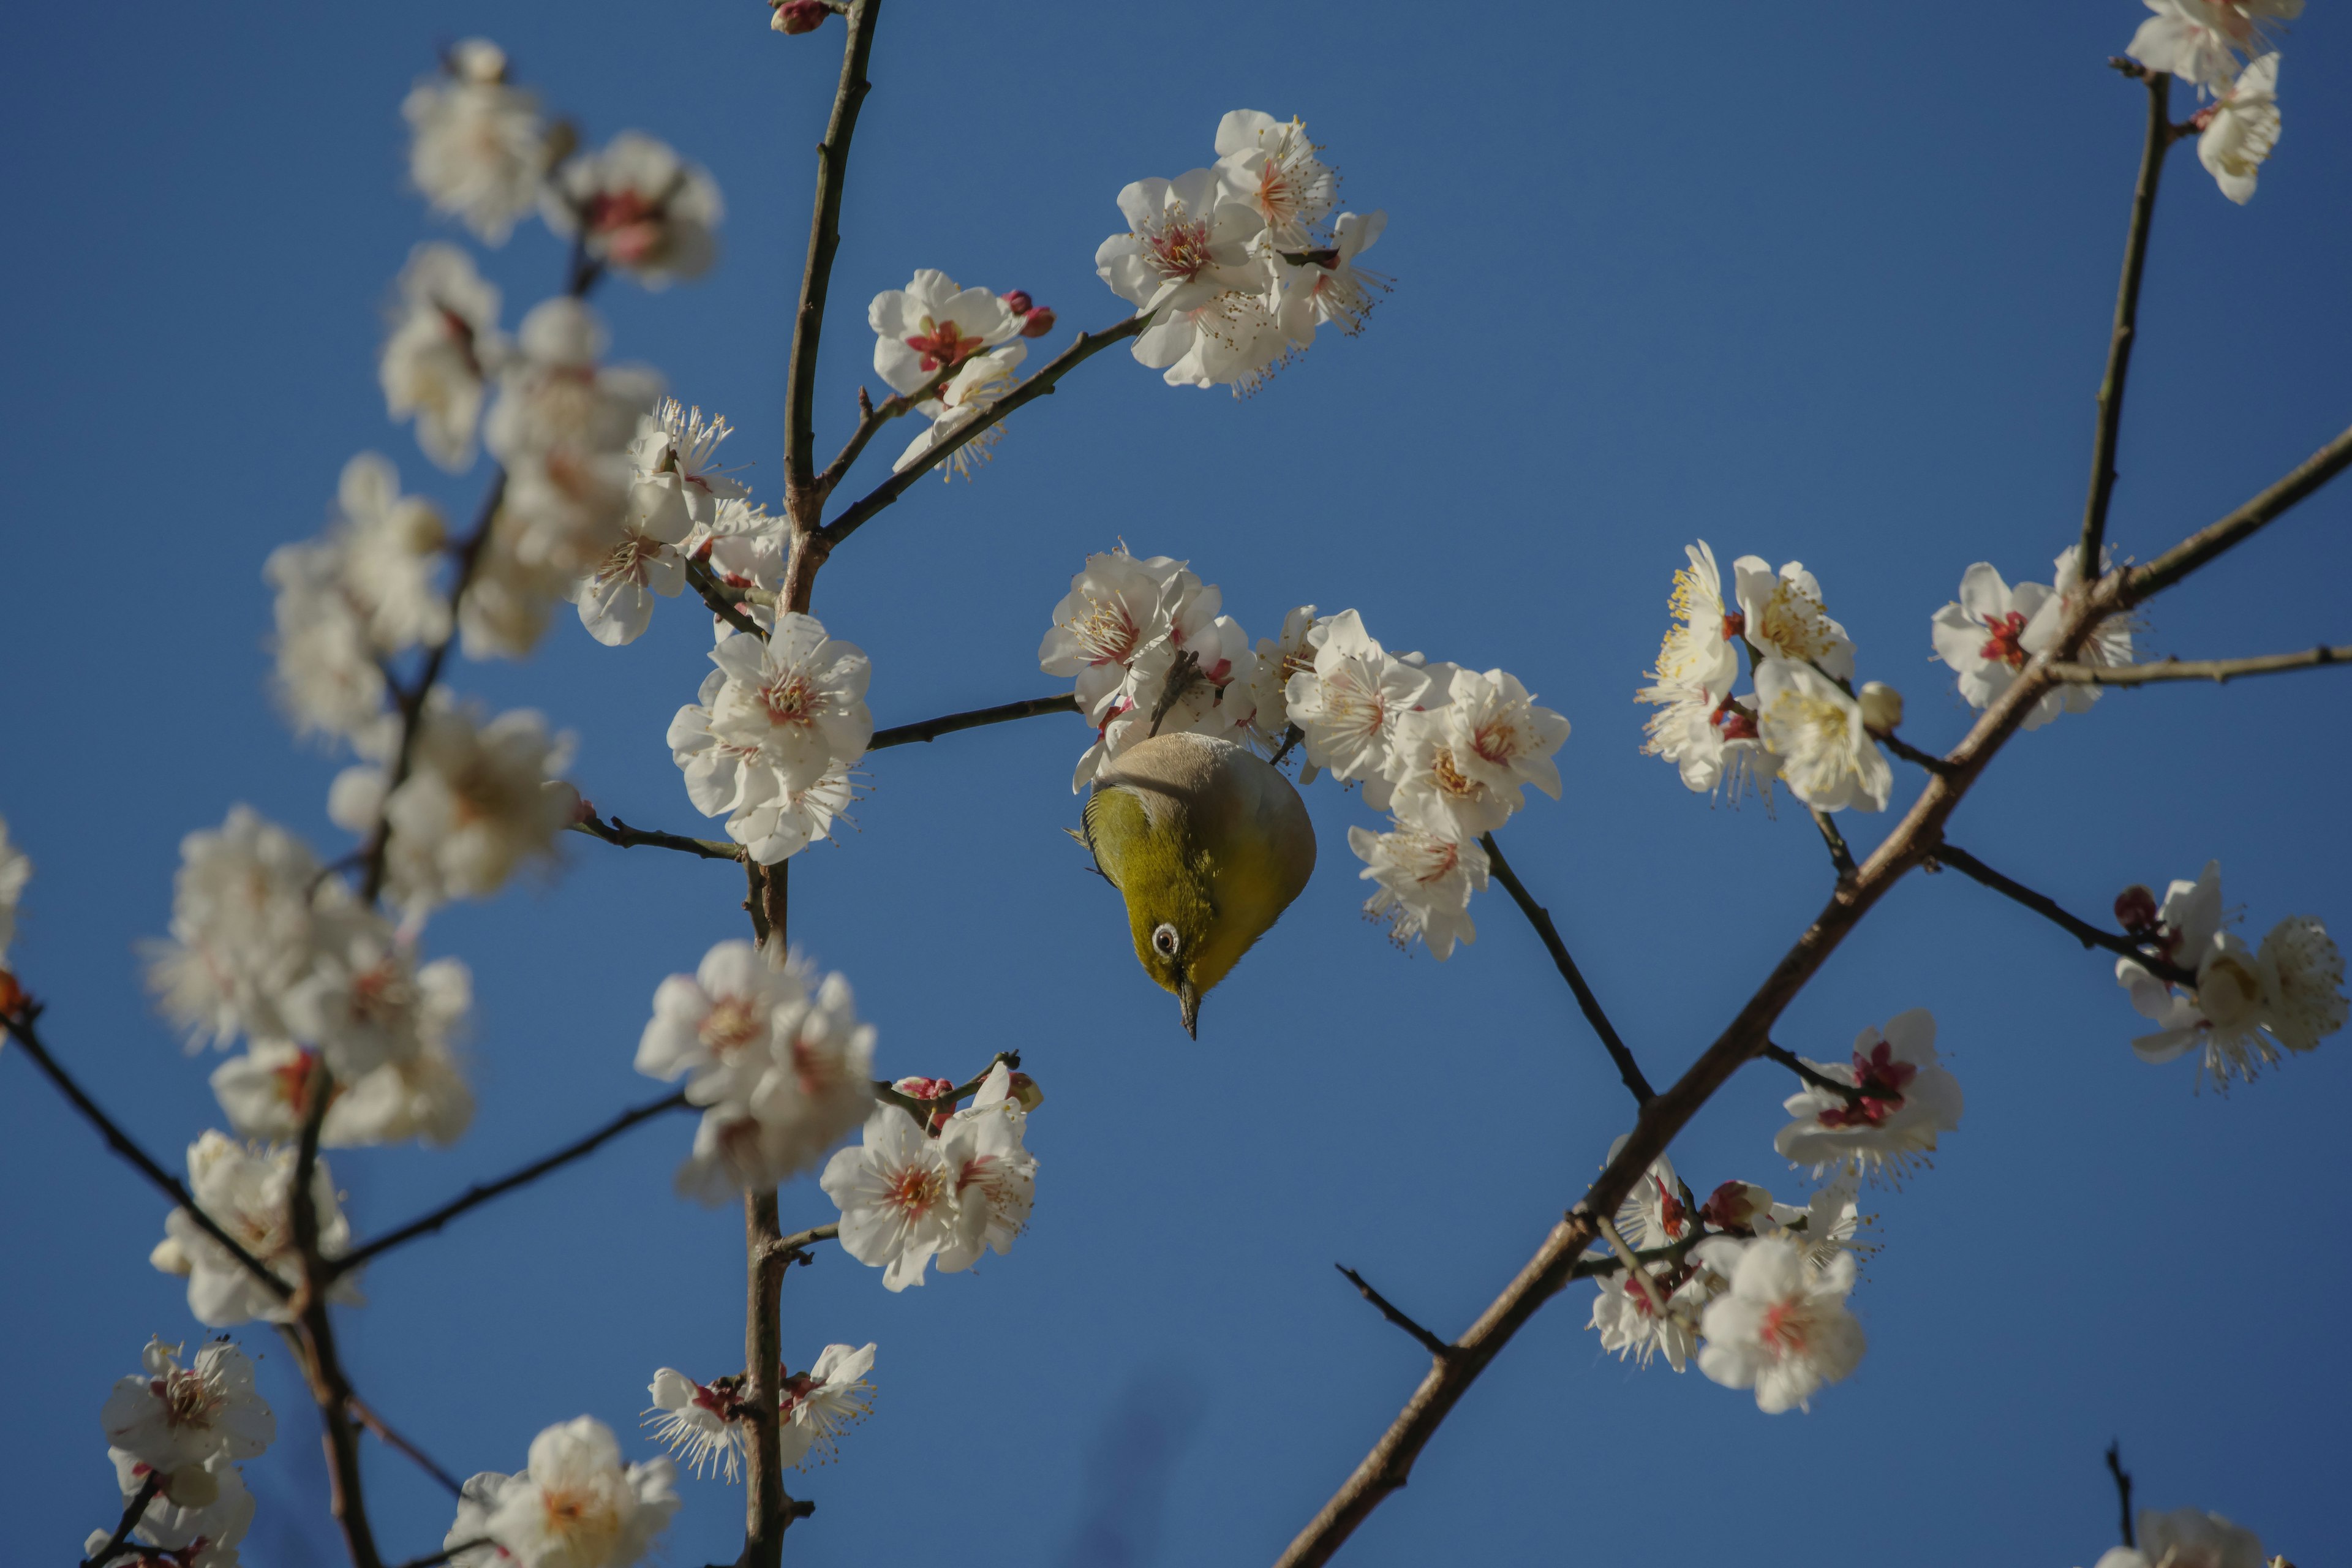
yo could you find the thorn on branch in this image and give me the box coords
[1335,1264,1453,1360]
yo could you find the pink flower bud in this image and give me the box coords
[771,0,831,34]
[1019,306,1057,337]
[1001,290,1034,315]
[2115,884,2160,935]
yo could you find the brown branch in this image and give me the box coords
[1759,1042,1865,1104]
[331,1089,692,1275]
[811,361,959,503]
[1931,841,2193,986]
[2106,1442,2137,1550]
[684,554,771,642]
[568,814,742,861]
[742,1188,801,1568]
[2078,69,2173,585]
[869,693,1079,750]
[781,0,881,527]
[2,1006,290,1300]
[762,1221,841,1267]
[82,1474,162,1568]
[2049,644,2351,687]
[1477,835,1655,1104]
[1809,808,1858,880]
[359,467,508,903]
[1877,731,1954,775]
[1335,1265,1453,1361]
[743,859,773,948]
[288,1075,383,1568]
[810,314,1150,557]
[1273,433,2352,1566]
[345,1393,464,1496]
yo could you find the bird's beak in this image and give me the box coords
[1175,974,1199,1039]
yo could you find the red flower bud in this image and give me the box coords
[2114,884,2160,935]
[1001,290,1034,315]
[1019,306,1057,337]
[771,0,831,34]
[0,970,23,1019]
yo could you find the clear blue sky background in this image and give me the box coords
[5,4,2350,1565]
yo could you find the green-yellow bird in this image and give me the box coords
[1079,731,1317,1037]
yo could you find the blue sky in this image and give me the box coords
[4,3,2350,1566]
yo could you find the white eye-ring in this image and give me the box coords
[1152,923,1181,957]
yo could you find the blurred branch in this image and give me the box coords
[1335,1265,1452,1361]
[288,1077,383,1568]
[345,1393,463,1497]
[1477,835,1655,1104]
[1929,841,2193,986]
[1809,809,1857,880]
[82,1474,162,1568]
[2078,68,2174,586]
[568,813,742,861]
[331,1090,692,1275]
[869,694,1079,750]
[2048,644,2350,687]
[685,554,771,641]
[2,1006,290,1301]
[2106,1442,2136,1549]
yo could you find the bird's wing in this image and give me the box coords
[1079,784,1152,892]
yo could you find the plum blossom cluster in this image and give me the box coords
[1038,551,1569,960]
[633,938,876,1200]
[1636,542,1896,815]
[86,1335,274,1568]
[1586,1138,1874,1413]
[446,1416,679,1568]
[666,612,872,864]
[643,1342,877,1482]
[141,807,476,1150]
[867,270,1057,481]
[1931,545,2133,731]
[148,1131,363,1328]
[820,1062,1040,1292]
[1098,110,1388,393]
[2127,1,2293,203]
[2111,861,2346,1088]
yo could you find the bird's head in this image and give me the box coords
[1123,867,1219,1039]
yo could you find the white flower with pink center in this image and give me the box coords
[892,341,1027,480]
[1039,547,1194,723]
[380,242,507,473]
[867,270,1021,398]
[1095,166,1278,390]
[707,614,873,796]
[1590,1259,1716,1373]
[545,132,723,288]
[457,1416,679,1568]
[821,1106,958,1292]
[91,1448,255,1568]
[1695,1235,1866,1412]
[636,940,810,1113]
[1275,210,1391,344]
[1348,816,1486,960]
[402,40,547,245]
[2129,0,2294,94]
[777,1342,877,1469]
[1286,610,1434,801]
[1240,605,1322,753]
[1931,560,2056,720]
[1213,110,1337,250]
[2198,52,2281,203]
[935,1064,1038,1273]
[642,1368,750,1483]
[1773,1009,1963,1183]
[1733,556,1855,683]
[1754,657,1891,814]
[102,1337,274,1476]
[149,1131,361,1328]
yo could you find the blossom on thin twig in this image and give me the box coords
[148,1132,362,1327]
[1695,1236,1866,1412]
[1348,816,1485,960]
[1754,657,1891,813]
[1774,1009,1963,1183]
[448,1416,677,1568]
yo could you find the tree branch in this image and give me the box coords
[2122,420,2352,603]
[762,1221,840,1267]
[330,1090,692,1275]
[868,694,1079,750]
[2048,644,2351,687]
[781,0,881,524]
[568,814,742,861]
[1335,1265,1453,1361]
[1809,808,1858,880]
[2078,69,2173,585]
[811,314,1150,555]
[2106,1441,2136,1549]
[1929,841,2193,986]
[288,1077,383,1568]
[82,1474,162,1568]
[2,1006,290,1301]
[1477,835,1655,1104]
[684,554,772,642]
[1877,731,1954,775]
[811,362,959,504]
[743,1188,799,1568]
[345,1393,464,1497]
[1759,1042,1865,1104]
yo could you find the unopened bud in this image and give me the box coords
[1857,681,1903,734]
[771,0,831,34]
[449,37,508,83]
[1002,290,1034,315]
[892,1075,955,1101]
[1700,1180,1772,1233]
[2115,884,2160,935]
[1008,1071,1044,1111]
[1019,306,1057,337]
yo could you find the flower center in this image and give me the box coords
[157,1369,228,1430]
[904,317,982,373]
[1758,580,1839,662]
[1978,610,2030,669]
[538,1483,624,1551]
[595,533,667,587]
[1760,1300,1808,1354]
[1140,211,1215,283]
[1063,594,1143,666]
[701,996,763,1055]
[1428,746,1479,802]
[884,1163,943,1218]
[761,670,820,729]
[1818,1041,1915,1128]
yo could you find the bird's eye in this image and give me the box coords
[1152,922,1181,957]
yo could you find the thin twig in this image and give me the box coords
[1759,1042,1865,1105]
[811,361,959,503]
[568,815,742,861]
[2122,420,2352,603]
[1335,1265,1453,1360]
[1930,842,2192,986]
[1593,1218,1666,1319]
[1877,731,1954,774]
[288,1076,384,1568]
[1268,725,1305,769]
[1809,809,1858,880]
[812,315,1150,555]
[868,694,1079,750]
[871,1051,1022,1122]
[763,1222,841,1267]
[82,1474,162,1568]
[345,1393,464,1496]
[1478,834,1656,1104]
[2077,69,2173,586]
[2,1008,290,1300]
[2106,1442,2136,1549]
[2048,644,2350,687]
[685,555,771,642]
[331,1090,693,1275]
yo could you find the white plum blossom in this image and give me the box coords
[572,399,747,646]
[1348,817,1486,960]
[821,1106,957,1291]
[1754,657,1892,813]
[668,673,856,865]
[1768,1176,1873,1273]
[777,1342,878,1470]
[1286,609,1432,800]
[92,1450,255,1568]
[1240,605,1321,753]
[707,616,872,793]
[2111,861,2332,1087]
[892,341,1027,480]
[1931,562,2059,725]
[1695,1236,1866,1413]
[934,1063,1038,1273]
[1608,1139,1694,1253]
[643,1368,749,1483]
[1275,209,1390,344]
[1589,1261,1711,1373]
[1652,542,1741,695]
[545,132,723,288]
[2259,914,2346,1052]
[636,940,805,1111]
[1096,167,1276,390]
[1040,547,1188,725]
[0,812,28,965]
[381,242,506,472]
[403,40,548,244]
[2131,1507,2267,1568]
[454,1417,679,1568]
[1213,110,1337,249]
[2129,0,2294,92]
[1774,1009,1964,1183]
[867,270,1021,398]
[2199,52,2281,203]
[102,1337,274,1477]
[1733,556,1855,683]
[149,1132,361,1327]
[1400,667,1568,827]
[212,1035,475,1150]
[141,809,323,1050]
[330,696,575,911]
